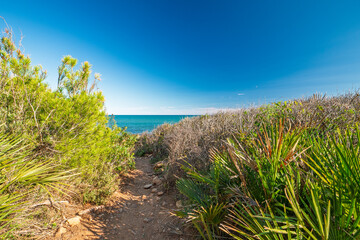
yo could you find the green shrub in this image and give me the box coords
[177,120,360,239]
[138,92,360,188]
[0,28,136,205]
[0,24,137,237]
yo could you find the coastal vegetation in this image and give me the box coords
[137,93,360,239]
[2,22,360,239]
[0,28,136,237]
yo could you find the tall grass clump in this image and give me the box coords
[0,24,136,236]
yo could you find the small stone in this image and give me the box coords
[54,226,67,238]
[67,216,81,226]
[156,196,161,201]
[144,184,152,189]
[141,195,147,200]
[176,200,183,208]
[152,176,162,186]
[143,217,152,223]
[118,208,123,213]
[161,201,166,206]
[151,188,157,193]
[157,191,164,196]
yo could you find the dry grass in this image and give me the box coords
[136,92,360,185]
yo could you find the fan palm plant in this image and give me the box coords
[0,133,73,238]
[176,150,233,239]
[221,125,360,240]
[176,120,307,239]
[302,126,360,238]
[226,120,307,206]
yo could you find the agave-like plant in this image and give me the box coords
[0,133,73,237]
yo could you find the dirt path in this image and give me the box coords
[56,157,193,240]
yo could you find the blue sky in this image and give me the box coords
[2,1,360,114]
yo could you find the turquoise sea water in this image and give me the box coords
[111,115,197,134]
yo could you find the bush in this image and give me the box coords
[0,28,136,202]
[138,92,360,186]
[136,89,360,238]
[0,26,137,236]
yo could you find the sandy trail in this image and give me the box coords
[56,157,193,240]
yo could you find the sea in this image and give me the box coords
[110,115,197,134]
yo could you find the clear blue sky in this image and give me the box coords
[2,1,360,114]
